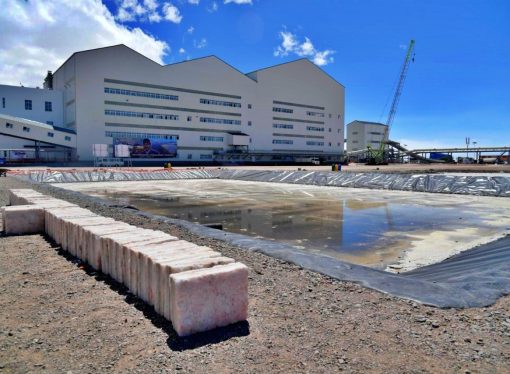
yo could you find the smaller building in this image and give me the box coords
[346,120,388,153]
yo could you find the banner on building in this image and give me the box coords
[113,138,177,158]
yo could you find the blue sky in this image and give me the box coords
[2,0,509,148]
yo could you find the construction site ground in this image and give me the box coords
[1,176,510,373]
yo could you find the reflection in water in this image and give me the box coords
[62,180,508,269]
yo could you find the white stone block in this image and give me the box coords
[65,217,117,259]
[169,263,249,336]
[154,256,235,320]
[146,249,222,309]
[80,224,134,271]
[138,244,213,304]
[45,208,97,247]
[101,227,170,282]
[1,205,45,235]
[8,189,44,205]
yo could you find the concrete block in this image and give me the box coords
[169,263,249,336]
[1,205,45,235]
[154,256,235,320]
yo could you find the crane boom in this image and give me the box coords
[368,40,415,164]
[386,40,415,131]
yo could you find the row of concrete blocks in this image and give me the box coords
[2,189,249,336]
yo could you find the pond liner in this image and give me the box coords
[20,180,510,309]
[24,169,510,197]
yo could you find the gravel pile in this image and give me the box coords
[1,177,509,372]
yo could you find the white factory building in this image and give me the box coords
[345,120,388,153]
[0,44,344,164]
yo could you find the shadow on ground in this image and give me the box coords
[43,235,250,351]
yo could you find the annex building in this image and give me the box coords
[0,44,344,164]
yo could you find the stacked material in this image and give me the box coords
[2,189,248,336]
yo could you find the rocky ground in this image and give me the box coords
[0,176,509,373]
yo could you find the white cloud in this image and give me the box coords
[224,0,252,4]
[208,1,219,12]
[0,0,169,87]
[188,0,200,4]
[187,26,195,34]
[274,31,334,66]
[179,47,186,54]
[162,2,182,23]
[194,38,207,49]
[116,0,181,24]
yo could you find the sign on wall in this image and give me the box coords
[113,138,177,158]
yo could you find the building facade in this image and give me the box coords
[1,44,345,163]
[346,120,388,153]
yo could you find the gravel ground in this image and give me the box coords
[1,176,509,373]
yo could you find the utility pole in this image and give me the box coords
[465,137,470,158]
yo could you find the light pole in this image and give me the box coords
[465,137,470,158]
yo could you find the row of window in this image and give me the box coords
[306,126,324,132]
[272,107,293,113]
[273,123,294,129]
[104,87,178,101]
[20,100,52,112]
[199,98,241,108]
[4,122,70,140]
[200,154,213,160]
[306,141,324,146]
[272,139,293,144]
[200,136,224,142]
[199,117,241,125]
[306,111,325,117]
[105,131,179,140]
[105,109,179,121]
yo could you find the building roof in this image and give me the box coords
[53,44,344,87]
[347,120,388,127]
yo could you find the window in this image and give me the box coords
[199,117,241,125]
[273,123,294,129]
[248,104,252,109]
[187,154,192,160]
[306,126,324,132]
[47,132,54,138]
[369,131,383,135]
[104,109,178,121]
[248,121,252,126]
[329,142,332,146]
[5,123,13,129]
[306,111,325,117]
[23,126,30,133]
[329,128,332,132]
[187,116,192,122]
[200,154,213,160]
[352,131,358,135]
[45,101,52,112]
[46,121,54,125]
[272,107,293,113]
[2,97,5,108]
[306,141,324,146]
[199,98,241,108]
[104,87,178,101]
[200,136,224,142]
[329,114,332,118]
[65,136,71,141]
[272,139,293,144]
[352,140,358,144]
[105,131,179,140]
[25,100,32,110]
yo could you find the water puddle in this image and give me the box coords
[56,180,510,271]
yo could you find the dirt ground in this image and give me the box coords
[1,176,510,373]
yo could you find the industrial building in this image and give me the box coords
[345,120,388,153]
[0,44,344,164]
